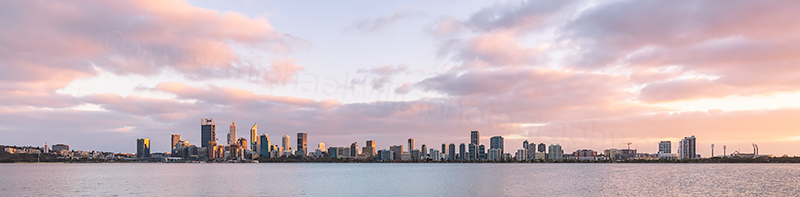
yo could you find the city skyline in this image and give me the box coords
[3,1,800,157]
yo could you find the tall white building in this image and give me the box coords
[282,135,290,150]
[227,121,237,146]
[548,144,563,160]
[679,136,697,159]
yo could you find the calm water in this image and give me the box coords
[1,163,798,196]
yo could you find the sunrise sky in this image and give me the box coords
[2,0,799,156]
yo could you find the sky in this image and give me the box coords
[2,0,800,157]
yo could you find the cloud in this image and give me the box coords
[347,7,422,34]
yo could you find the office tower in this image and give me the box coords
[538,143,546,153]
[478,145,486,159]
[201,118,216,148]
[490,136,504,154]
[228,121,237,146]
[526,141,536,160]
[468,143,476,160]
[458,143,466,160]
[171,134,181,153]
[282,135,290,150]
[659,141,672,154]
[259,134,271,157]
[318,142,326,151]
[430,149,440,161]
[548,144,563,160]
[442,143,448,158]
[43,142,49,153]
[390,145,403,161]
[523,140,528,149]
[471,131,480,145]
[408,138,415,153]
[448,143,456,161]
[136,138,150,158]
[343,147,352,158]
[363,140,376,157]
[350,142,359,156]
[679,136,697,159]
[297,133,307,156]
[250,123,258,150]
[421,144,428,159]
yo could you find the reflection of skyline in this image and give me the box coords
[3,1,800,158]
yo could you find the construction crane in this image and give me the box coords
[624,142,632,150]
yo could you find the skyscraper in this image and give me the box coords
[251,123,258,151]
[490,136,504,154]
[679,136,697,159]
[297,132,307,156]
[459,143,466,160]
[390,145,403,161]
[136,138,150,158]
[201,118,216,148]
[468,143,476,160]
[318,142,325,150]
[171,134,181,153]
[471,131,479,145]
[228,121,237,146]
[259,134,271,158]
[548,144,563,160]
[421,144,428,159]
[478,144,486,159]
[363,140,375,157]
[523,140,528,149]
[282,135,290,151]
[538,143,546,153]
[659,141,672,154]
[408,138,415,153]
[448,143,456,161]
[350,142,358,156]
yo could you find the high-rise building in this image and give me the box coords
[490,136,504,154]
[516,149,528,161]
[548,144,563,160]
[201,118,216,148]
[390,145,403,161]
[441,143,449,159]
[478,145,486,159]
[538,143,546,153]
[448,143,456,161]
[297,133,307,156]
[363,140,375,157]
[471,131,480,145]
[421,144,428,159]
[318,142,326,151]
[282,135,290,150]
[679,136,697,159]
[228,121,237,146]
[526,141,537,160]
[171,134,181,153]
[459,143,466,160]
[350,142,359,156]
[43,142,49,153]
[136,138,150,158]
[408,138,415,153]
[523,140,528,149]
[468,143,476,160]
[250,123,258,151]
[259,134,271,158]
[659,141,672,154]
